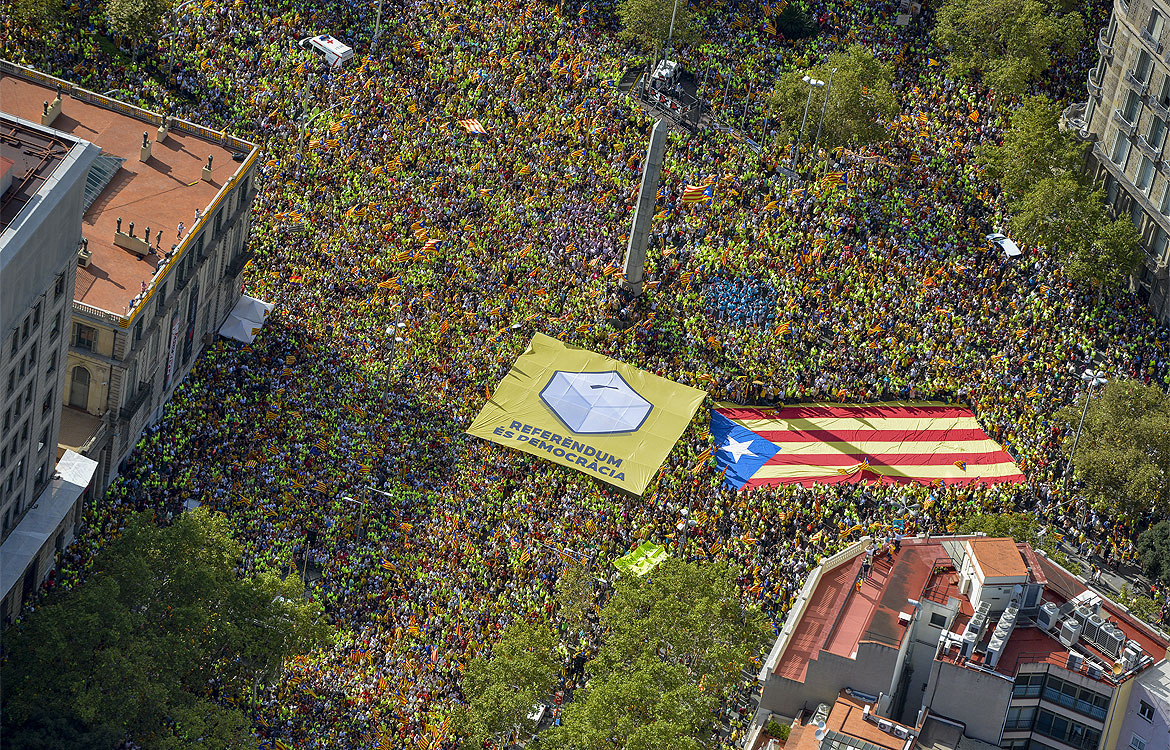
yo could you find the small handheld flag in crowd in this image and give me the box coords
[457,119,488,134]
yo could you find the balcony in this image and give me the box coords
[1151,96,1170,121]
[223,247,254,278]
[1127,71,1151,96]
[1114,108,1139,136]
[1088,68,1104,98]
[1137,134,1163,159]
[1142,27,1163,54]
[1098,28,1113,58]
[120,382,152,422]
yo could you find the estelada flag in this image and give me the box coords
[710,402,1024,489]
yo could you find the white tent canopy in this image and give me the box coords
[986,233,1022,258]
[219,294,274,343]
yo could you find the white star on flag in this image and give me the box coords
[720,436,757,463]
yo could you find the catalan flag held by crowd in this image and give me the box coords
[709,402,1024,489]
[457,118,488,134]
[681,181,715,205]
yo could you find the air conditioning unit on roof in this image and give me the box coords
[1038,601,1060,630]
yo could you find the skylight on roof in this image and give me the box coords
[82,154,124,212]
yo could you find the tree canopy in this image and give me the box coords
[1137,520,1170,583]
[617,0,694,54]
[1,509,331,749]
[977,95,1085,201]
[933,0,1084,96]
[456,619,560,748]
[1058,379,1170,515]
[769,44,898,155]
[979,95,1141,287]
[104,0,173,47]
[542,559,771,749]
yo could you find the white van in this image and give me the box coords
[298,35,354,69]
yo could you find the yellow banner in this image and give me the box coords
[467,333,706,495]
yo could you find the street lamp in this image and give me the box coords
[1063,368,1108,490]
[790,75,826,170]
[810,67,837,171]
[297,97,356,155]
[340,494,369,538]
[663,0,682,68]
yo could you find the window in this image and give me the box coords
[1042,675,1111,720]
[1148,117,1167,151]
[214,208,223,235]
[1004,705,1036,730]
[8,334,16,358]
[1137,50,1154,83]
[1124,90,1143,122]
[26,342,36,371]
[1137,156,1156,192]
[49,309,60,340]
[74,324,96,351]
[32,302,41,329]
[34,462,44,487]
[1013,673,1045,698]
[5,369,13,397]
[54,273,65,299]
[1147,10,1164,39]
[46,350,56,375]
[1131,734,1147,750]
[1034,709,1102,750]
[134,318,144,343]
[1153,226,1169,264]
[1139,699,1155,721]
[1113,131,1133,165]
[930,612,947,627]
[41,387,52,415]
[37,426,47,453]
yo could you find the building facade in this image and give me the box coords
[0,112,102,621]
[0,61,260,494]
[1111,660,1169,750]
[1075,0,1170,320]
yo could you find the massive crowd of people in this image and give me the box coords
[4,0,1170,746]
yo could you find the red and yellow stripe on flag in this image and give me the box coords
[713,402,1024,488]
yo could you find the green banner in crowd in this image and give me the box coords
[467,333,707,495]
[613,541,669,576]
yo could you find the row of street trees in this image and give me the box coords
[14,0,174,55]
[456,559,771,749]
[1,509,331,749]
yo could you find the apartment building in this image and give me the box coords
[1075,0,1170,319]
[0,61,260,497]
[756,535,1170,750]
